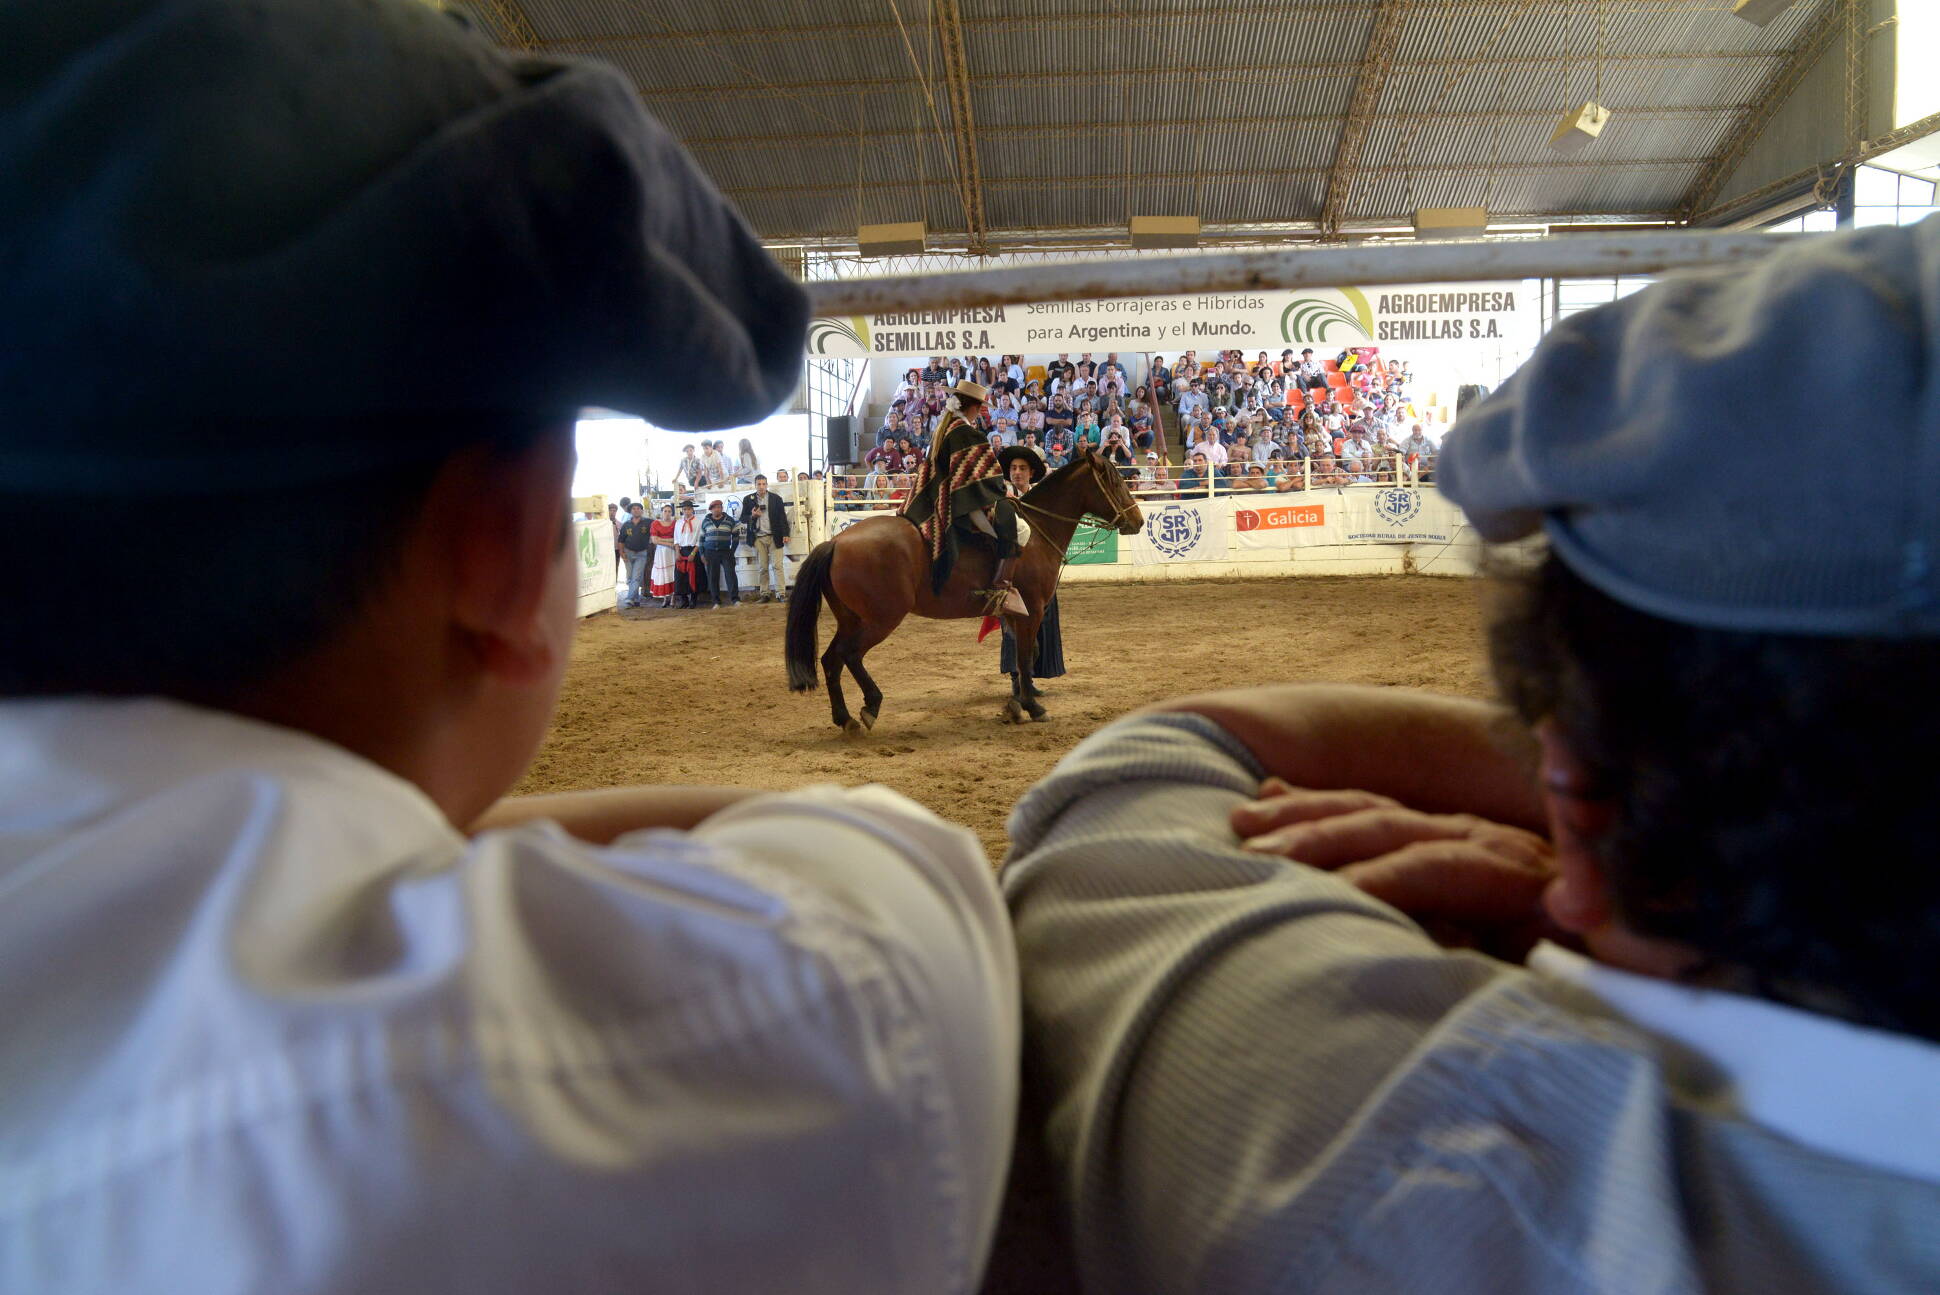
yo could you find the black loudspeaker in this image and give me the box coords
[826,415,859,463]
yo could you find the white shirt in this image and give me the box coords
[1192,437,1228,466]
[1530,941,1940,1187]
[0,700,1019,1294]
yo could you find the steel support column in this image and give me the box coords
[1320,0,1411,237]
[470,0,542,50]
[933,0,988,255]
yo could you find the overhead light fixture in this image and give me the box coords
[1731,0,1797,26]
[1550,0,1611,153]
[857,221,927,257]
[1549,102,1612,154]
[1130,215,1201,249]
[1412,207,1489,240]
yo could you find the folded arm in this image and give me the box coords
[470,786,760,842]
[1003,707,1527,1293]
[1138,683,1544,831]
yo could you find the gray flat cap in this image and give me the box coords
[0,0,808,490]
[1440,217,1940,637]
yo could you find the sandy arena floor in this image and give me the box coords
[514,576,1495,860]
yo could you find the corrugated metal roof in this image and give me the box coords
[479,0,1841,244]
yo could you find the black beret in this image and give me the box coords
[0,0,808,490]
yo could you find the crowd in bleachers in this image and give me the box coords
[836,349,1442,508]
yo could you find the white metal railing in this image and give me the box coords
[1127,454,1430,497]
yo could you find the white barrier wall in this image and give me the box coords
[814,481,1485,582]
[1062,485,1484,580]
[574,518,616,617]
[593,478,1465,604]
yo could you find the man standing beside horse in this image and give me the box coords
[901,380,1027,616]
[995,445,1065,697]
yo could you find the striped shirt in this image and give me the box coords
[1001,713,1940,1294]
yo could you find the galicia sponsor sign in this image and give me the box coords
[1234,502,1326,532]
[1234,500,1337,550]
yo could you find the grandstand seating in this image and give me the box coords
[852,350,1426,478]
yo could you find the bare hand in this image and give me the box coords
[1230,778,1571,961]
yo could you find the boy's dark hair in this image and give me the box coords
[1490,552,1940,1042]
[1,422,556,704]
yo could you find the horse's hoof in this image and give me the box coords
[1027,706,1049,722]
[1000,701,1024,724]
[859,708,878,730]
[843,718,867,738]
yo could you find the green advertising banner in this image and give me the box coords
[1066,520,1119,565]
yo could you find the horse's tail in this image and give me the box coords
[786,542,835,692]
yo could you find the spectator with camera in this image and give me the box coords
[739,474,790,604]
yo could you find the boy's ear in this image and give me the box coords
[439,430,576,684]
[1535,720,1619,935]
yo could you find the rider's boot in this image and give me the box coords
[986,555,1027,617]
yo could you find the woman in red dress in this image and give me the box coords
[647,503,677,607]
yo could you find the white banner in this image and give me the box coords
[808,281,1536,359]
[1134,500,1228,563]
[1334,486,1463,544]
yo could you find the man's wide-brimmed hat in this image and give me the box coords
[952,380,991,404]
[997,444,1047,483]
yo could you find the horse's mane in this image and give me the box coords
[1023,449,1101,501]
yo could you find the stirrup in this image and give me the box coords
[975,582,1027,617]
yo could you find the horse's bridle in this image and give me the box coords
[1011,455,1141,532]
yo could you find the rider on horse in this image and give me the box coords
[901,379,1027,614]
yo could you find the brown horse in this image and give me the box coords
[786,447,1144,732]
